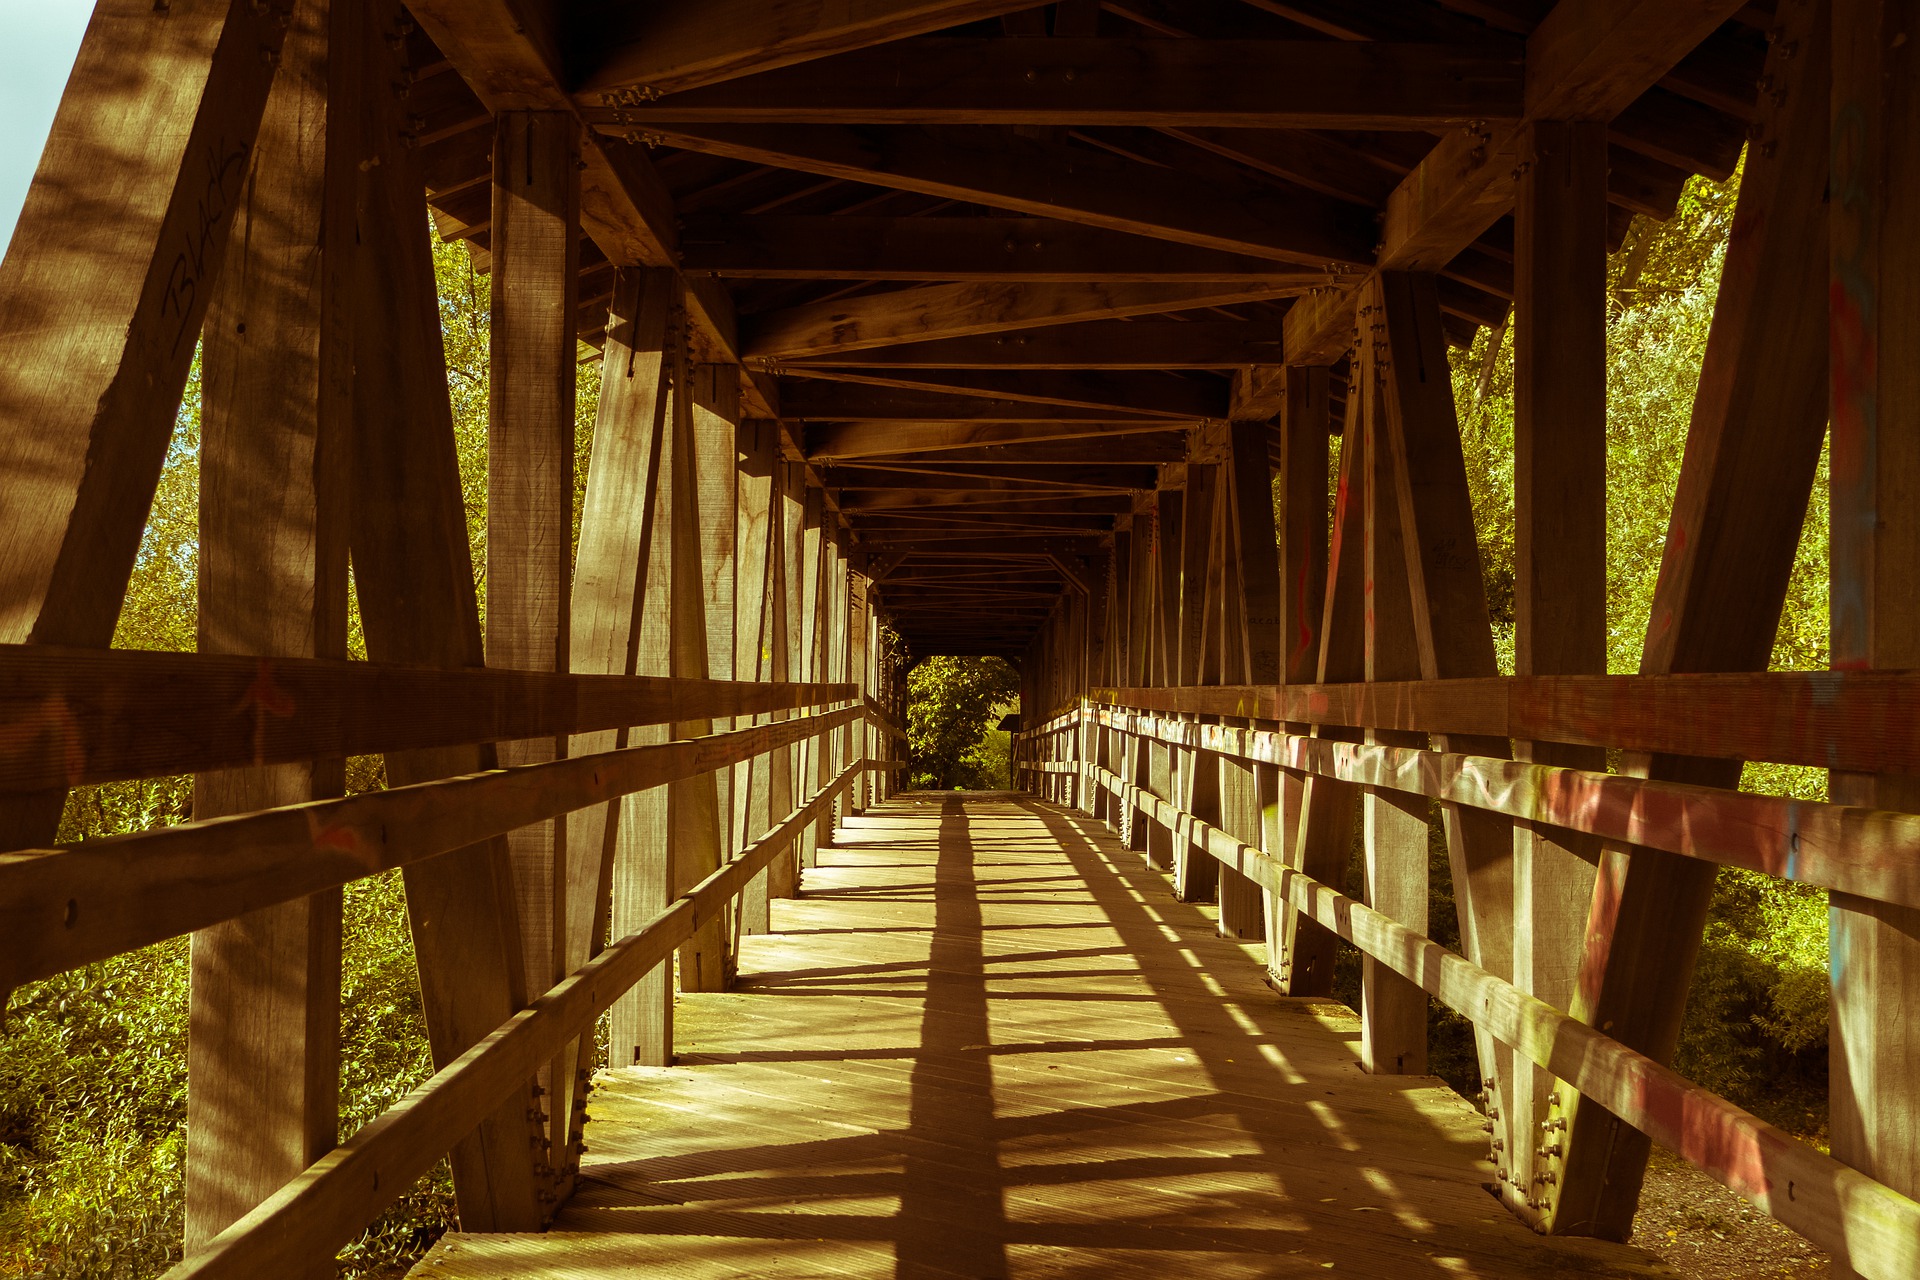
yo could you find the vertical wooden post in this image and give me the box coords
[1277,384,1363,997]
[1172,461,1220,902]
[667,361,733,994]
[183,0,345,1255]
[770,461,808,898]
[1506,117,1607,1213]
[349,22,542,1224]
[1374,270,1518,1165]
[1549,0,1830,1236]
[0,0,295,846]
[735,420,778,935]
[1125,494,1157,853]
[1217,420,1281,939]
[568,265,673,1109]
[1359,295,1429,1075]
[1830,1,1920,1269]
[1266,367,1330,985]
[797,486,828,867]
[487,109,579,1045]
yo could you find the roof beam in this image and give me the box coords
[1282,0,1750,363]
[744,281,1301,358]
[784,319,1289,369]
[575,0,1043,97]
[595,39,1523,129]
[839,490,1134,511]
[777,382,1175,422]
[678,215,1313,281]
[805,420,1178,460]
[825,465,1153,490]
[631,125,1377,268]
[855,437,1189,465]
[780,369,1226,419]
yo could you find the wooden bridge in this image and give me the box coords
[0,1,1911,1278]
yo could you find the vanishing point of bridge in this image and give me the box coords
[0,1,1914,1278]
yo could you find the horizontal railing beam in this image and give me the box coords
[1090,670,1920,774]
[0,642,855,792]
[0,705,866,990]
[1095,705,1920,908]
[164,755,875,1280]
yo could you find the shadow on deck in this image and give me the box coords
[414,793,1673,1279]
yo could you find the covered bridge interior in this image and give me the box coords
[0,0,1913,1277]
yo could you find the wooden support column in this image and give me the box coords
[1375,271,1517,1155]
[1125,493,1158,853]
[797,485,828,869]
[669,364,735,994]
[1266,367,1331,986]
[735,420,778,934]
[1277,387,1362,997]
[488,108,579,1028]
[568,266,674,1107]
[349,30,542,1226]
[1830,0,1920,1269]
[769,460,807,898]
[1217,420,1280,939]
[1359,295,1428,1076]
[1172,462,1220,902]
[1550,1,1831,1237]
[183,0,345,1255]
[0,0,295,846]
[1506,118,1607,1216]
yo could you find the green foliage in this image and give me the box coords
[906,656,1020,790]
[1,226,604,1277]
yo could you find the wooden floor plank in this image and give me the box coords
[415,793,1674,1279]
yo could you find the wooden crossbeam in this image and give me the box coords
[595,40,1524,128]
[780,368,1225,418]
[679,215,1314,281]
[839,489,1133,511]
[784,318,1288,369]
[824,463,1154,490]
[745,281,1300,358]
[805,420,1175,460]
[776,381,1176,422]
[641,125,1377,268]
[845,437,1187,465]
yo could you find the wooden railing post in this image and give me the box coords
[184,1,346,1257]
[734,420,778,935]
[1505,115,1607,1216]
[1358,285,1428,1075]
[574,268,674,1073]
[1216,420,1281,940]
[1265,367,1330,988]
[1550,0,1831,1236]
[1145,486,1183,871]
[487,106,581,1181]
[1829,0,1920,1268]
[1172,457,1221,902]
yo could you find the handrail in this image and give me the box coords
[1,704,865,990]
[1091,705,1920,907]
[1086,758,1920,1280]
[165,754,879,1280]
[0,642,855,792]
[1088,671,1920,773]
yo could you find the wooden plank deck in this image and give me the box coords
[412,793,1674,1279]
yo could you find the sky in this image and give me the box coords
[0,2,95,262]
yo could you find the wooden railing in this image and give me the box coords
[0,643,905,1278]
[1013,679,1920,1280]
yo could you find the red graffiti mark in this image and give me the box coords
[1830,279,1878,449]
[0,695,88,787]
[237,660,297,764]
